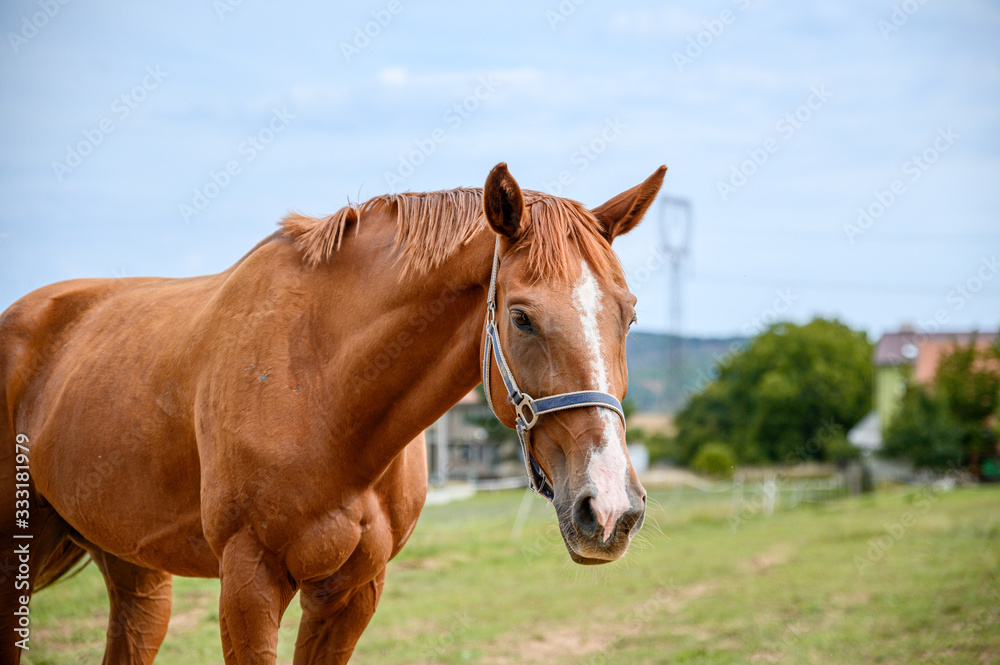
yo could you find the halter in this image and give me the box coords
[482,237,626,501]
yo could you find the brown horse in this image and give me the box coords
[0,162,664,664]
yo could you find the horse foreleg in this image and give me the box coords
[292,567,386,665]
[88,549,172,665]
[220,610,236,665]
[218,529,297,665]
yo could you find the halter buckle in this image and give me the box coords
[513,394,539,430]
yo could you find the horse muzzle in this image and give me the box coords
[558,483,646,565]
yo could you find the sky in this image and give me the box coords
[1,0,998,339]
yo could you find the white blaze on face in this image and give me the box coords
[572,260,631,542]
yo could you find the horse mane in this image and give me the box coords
[279,187,617,280]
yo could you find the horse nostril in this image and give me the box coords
[623,498,646,536]
[619,506,641,534]
[572,494,601,540]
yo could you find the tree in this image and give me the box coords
[934,335,1000,475]
[691,442,736,478]
[936,335,1000,422]
[890,335,1000,475]
[881,385,964,470]
[674,318,872,465]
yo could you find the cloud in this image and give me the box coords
[377,66,408,86]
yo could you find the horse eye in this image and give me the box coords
[510,309,534,332]
[629,313,638,328]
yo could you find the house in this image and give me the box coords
[849,329,997,458]
[424,389,523,483]
[871,330,996,431]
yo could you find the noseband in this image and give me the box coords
[482,238,626,501]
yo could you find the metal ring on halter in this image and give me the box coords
[513,395,538,430]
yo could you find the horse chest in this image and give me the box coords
[285,497,402,586]
[210,435,427,588]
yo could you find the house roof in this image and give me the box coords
[873,331,995,369]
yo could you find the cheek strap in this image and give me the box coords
[481,237,626,501]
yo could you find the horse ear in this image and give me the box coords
[483,163,525,240]
[592,165,667,241]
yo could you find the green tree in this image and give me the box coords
[881,385,964,470]
[928,335,1000,474]
[691,442,737,478]
[675,318,872,465]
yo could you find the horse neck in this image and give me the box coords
[302,228,494,483]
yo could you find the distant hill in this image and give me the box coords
[625,332,748,415]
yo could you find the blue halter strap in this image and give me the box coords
[481,237,626,501]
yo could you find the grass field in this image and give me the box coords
[22,483,1000,665]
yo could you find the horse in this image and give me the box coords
[0,162,665,664]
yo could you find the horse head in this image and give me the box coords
[481,162,665,564]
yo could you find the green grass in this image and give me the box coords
[23,485,1000,665]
